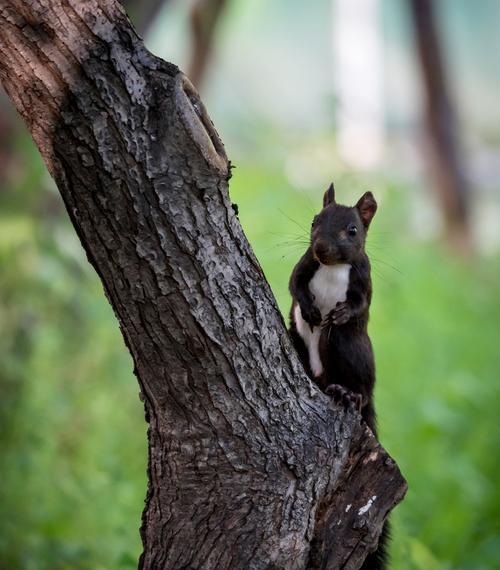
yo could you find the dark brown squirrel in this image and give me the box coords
[288,182,378,430]
[288,182,388,569]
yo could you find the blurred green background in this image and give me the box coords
[1,0,499,569]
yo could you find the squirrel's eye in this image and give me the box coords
[348,224,357,236]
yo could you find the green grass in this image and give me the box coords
[1,148,499,569]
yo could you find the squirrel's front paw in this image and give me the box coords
[327,301,352,326]
[326,384,362,413]
[300,303,322,330]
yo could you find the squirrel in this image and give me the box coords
[288,183,388,570]
[288,182,378,432]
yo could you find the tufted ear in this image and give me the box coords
[356,191,377,228]
[323,182,336,208]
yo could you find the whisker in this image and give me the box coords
[366,243,389,251]
[369,231,393,236]
[264,242,307,256]
[370,265,386,281]
[278,249,308,260]
[277,208,311,235]
[369,256,403,276]
[267,232,310,245]
[271,237,310,245]
[350,263,363,280]
[295,189,318,216]
[264,243,303,252]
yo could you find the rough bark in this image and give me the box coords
[0,1,406,569]
[409,0,472,253]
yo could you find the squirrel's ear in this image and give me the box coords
[356,192,377,228]
[323,182,336,208]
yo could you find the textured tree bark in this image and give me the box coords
[0,1,406,568]
[409,0,472,254]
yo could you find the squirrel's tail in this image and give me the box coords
[360,519,391,570]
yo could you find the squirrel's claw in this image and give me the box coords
[300,304,322,331]
[326,384,363,413]
[328,301,351,326]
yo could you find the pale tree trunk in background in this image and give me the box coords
[188,0,227,88]
[332,0,385,170]
[0,1,406,568]
[410,0,472,254]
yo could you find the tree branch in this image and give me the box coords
[0,1,406,568]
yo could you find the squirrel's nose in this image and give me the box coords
[313,239,332,261]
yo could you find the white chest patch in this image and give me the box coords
[294,263,351,377]
[309,264,351,318]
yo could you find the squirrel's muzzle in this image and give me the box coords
[313,239,344,265]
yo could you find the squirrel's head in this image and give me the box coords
[310,182,377,265]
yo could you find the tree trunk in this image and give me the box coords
[0,90,19,186]
[123,0,167,36]
[188,0,227,88]
[409,0,472,254]
[0,2,406,568]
